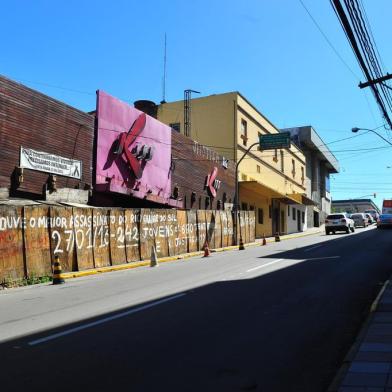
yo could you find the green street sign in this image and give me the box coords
[259,132,291,150]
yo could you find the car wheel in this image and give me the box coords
[351,226,355,233]
[325,230,329,235]
[346,227,350,234]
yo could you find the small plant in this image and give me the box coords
[0,275,52,289]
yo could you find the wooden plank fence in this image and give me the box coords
[0,206,255,282]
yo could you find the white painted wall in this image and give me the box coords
[286,204,307,234]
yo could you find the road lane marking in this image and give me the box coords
[246,258,284,273]
[304,245,323,252]
[28,293,186,346]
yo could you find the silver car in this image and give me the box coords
[351,213,368,228]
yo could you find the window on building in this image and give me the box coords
[301,167,305,185]
[241,202,248,211]
[249,205,255,211]
[280,150,284,173]
[170,123,180,132]
[257,165,261,174]
[269,205,272,219]
[288,205,290,217]
[273,149,278,162]
[302,211,305,223]
[292,159,296,178]
[241,119,248,146]
[241,173,247,181]
[258,208,264,224]
[293,207,296,220]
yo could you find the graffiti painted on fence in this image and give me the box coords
[0,205,255,281]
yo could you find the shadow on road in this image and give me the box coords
[1,227,391,392]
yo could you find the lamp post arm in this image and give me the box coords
[234,142,259,210]
[234,141,259,246]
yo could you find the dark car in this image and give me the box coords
[377,214,392,229]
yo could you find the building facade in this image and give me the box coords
[0,75,94,203]
[283,126,340,227]
[332,199,380,214]
[157,92,307,237]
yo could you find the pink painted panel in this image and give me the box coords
[96,91,172,203]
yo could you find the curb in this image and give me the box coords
[61,229,323,281]
[327,279,391,391]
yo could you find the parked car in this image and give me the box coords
[351,213,368,228]
[365,213,374,225]
[377,214,392,229]
[365,209,379,221]
[325,213,355,234]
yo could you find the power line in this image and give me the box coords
[298,0,360,79]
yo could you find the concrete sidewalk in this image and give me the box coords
[255,226,324,244]
[329,280,392,391]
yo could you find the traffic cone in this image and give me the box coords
[150,245,159,267]
[203,240,211,257]
[275,232,281,242]
[262,234,267,246]
[52,255,65,285]
[239,237,245,250]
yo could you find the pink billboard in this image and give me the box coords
[95,90,174,204]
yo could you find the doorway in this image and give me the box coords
[297,210,301,231]
[280,210,285,234]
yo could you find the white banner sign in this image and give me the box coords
[20,147,82,179]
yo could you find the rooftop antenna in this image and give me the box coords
[161,33,167,104]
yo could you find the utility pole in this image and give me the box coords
[161,33,167,104]
[359,73,392,90]
[184,89,200,138]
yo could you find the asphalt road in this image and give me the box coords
[1,225,392,391]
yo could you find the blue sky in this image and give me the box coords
[1,0,391,207]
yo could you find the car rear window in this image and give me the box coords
[327,214,344,219]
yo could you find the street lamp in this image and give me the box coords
[351,127,392,146]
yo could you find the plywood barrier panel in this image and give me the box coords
[174,210,188,255]
[234,211,240,244]
[205,210,215,249]
[249,211,256,243]
[24,206,51,277]
[213,210,222,249]
[186,210,198,253]
[227,211,235,246]
[49,206,76,272]
[0,206,25,281]
[139,209,157,261]
[197,210,207,251]
[220,210,229,247]
[243,211,250,244]
[92,209,111,268]
[124,209,141,263]
[108,209,127,266]
[153,210,169,258]
[72,207,94,271]
[163,209,176,257]
[238,211,247,244]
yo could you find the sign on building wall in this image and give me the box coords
[20,147,82,179]
[95,90,172,204]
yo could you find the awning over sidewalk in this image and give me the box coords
[239,181,303,205]
[301,194,318,206]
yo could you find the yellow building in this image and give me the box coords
[157,92,307,237]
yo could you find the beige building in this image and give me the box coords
[157,92,307,237]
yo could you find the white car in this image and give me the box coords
[325,213,355,235]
